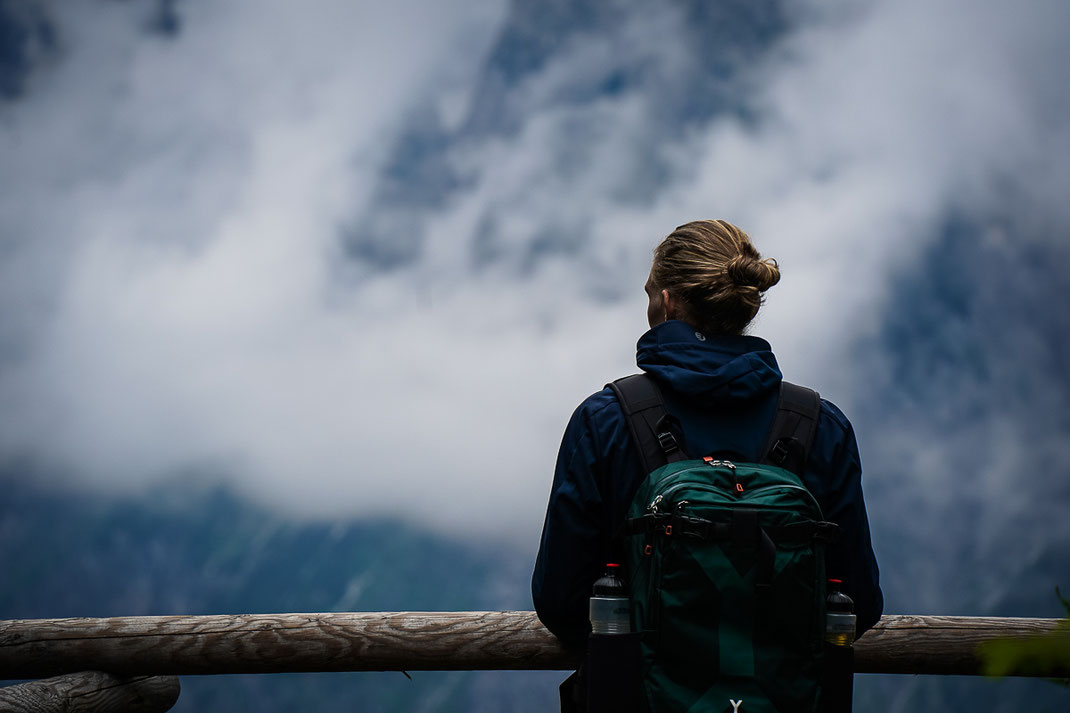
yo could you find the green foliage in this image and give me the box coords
[979,588,1070,685]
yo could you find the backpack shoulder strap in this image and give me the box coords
[760,381,821,475]
[608,374,689,474]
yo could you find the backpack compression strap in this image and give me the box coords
[608,374,690,475]
[759,382,821,476]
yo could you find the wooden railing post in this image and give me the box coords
[0,671,179,713]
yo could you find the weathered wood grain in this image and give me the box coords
[0,611,576,679]
[854,614,1063,675]
[0,612,1062,679]
[0,671,179,713]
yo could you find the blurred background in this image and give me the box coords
[1,0,1067,710]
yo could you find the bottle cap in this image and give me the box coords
[826,578,854,612]
[592,565,626,596]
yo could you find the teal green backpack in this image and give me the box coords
[610,375,839,713]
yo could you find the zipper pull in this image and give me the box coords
[648,494,664,513]
[703,457,742,493]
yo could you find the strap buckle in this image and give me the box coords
[768,438,790,465]
[813,520,840,543]
[656,430,678,454]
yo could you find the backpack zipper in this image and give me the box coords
[744,484,824,518]
[645,461,735,508]
[647,481,824,519]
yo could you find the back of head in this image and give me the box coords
[651,219,780,335]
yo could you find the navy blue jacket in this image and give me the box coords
[532,320,883,652]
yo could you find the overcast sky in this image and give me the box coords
[1,0,1067,559]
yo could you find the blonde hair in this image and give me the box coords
[651,219,780,335]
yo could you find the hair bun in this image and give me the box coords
[652,219,780,335]
[725,255,780,291]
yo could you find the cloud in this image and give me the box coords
[1,0,1067,553]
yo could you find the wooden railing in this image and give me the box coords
[0,612,1064,712]
[0,672,179,713]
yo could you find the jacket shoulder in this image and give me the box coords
[577,385,621,417]
[555,386,626,467]
[819,396,852,428]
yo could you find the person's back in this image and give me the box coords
[532,220,882,711]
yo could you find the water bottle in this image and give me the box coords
[822,578,855,713]
[825,578,856,646]
[587,564,639,713]
[589,563,631,634]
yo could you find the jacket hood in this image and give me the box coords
[636,320,782,402]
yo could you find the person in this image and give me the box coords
[531,219,883,677]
